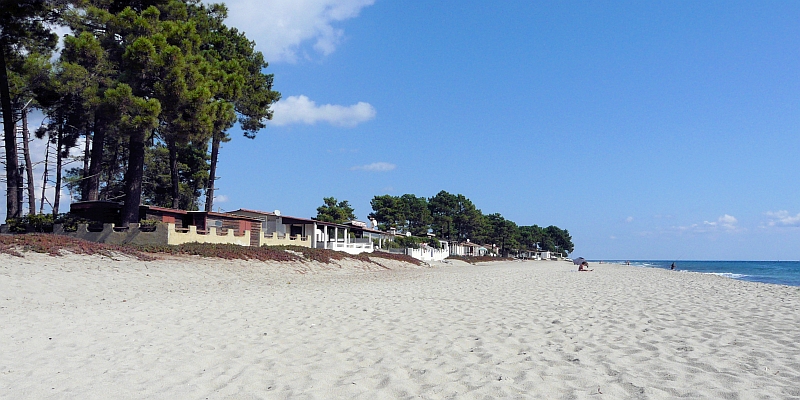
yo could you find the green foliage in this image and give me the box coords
[4,218,26,233]
[370,190,576,255]
[393,235,422,249]
[4,213,56,233]
[143,143,209,209]
[428,190,458,240]
[483,213,520,257]
[5,0,279,220]
[543,225,574,255]
[54,213,88,232]
[315,197,356,224]
[426,236,442,249]
[427,191,484,242]
[192,1,280,212]
[369,194,403,231]
[138,218,159,232]
[24,213,55,232]
[1,0,65,220]
[369,193,432,235]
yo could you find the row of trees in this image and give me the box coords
[369,191,574,257]
[1,0,280,225]
[317,191,574,257]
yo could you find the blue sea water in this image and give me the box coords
[601,260,800,287]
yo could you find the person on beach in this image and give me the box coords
[578,261,593,271]
[671,262,676,270]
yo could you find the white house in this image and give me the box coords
[227,209,386,254]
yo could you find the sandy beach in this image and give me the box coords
[2,254,799,399]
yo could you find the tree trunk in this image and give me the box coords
[0,39,22,220]
[21,108,36,214]
[168,138,179,209]
[204,133,220,212]
[120,131,145,226]
[85,117,105,201]
[52,125,63,218]
[80,121,92,200]
[105,138,120,199]
[39,139,50,214]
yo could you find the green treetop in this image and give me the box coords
[315,197,356,224]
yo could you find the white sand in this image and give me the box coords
[2,254,799,399]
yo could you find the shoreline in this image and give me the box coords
[2,253,799,398]
[601,259,800,288]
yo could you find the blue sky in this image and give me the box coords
[5,1,800,260]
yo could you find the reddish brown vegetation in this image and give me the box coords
[0,233,155,260]
[448,255,506,264]
[0,234,422,266]
[369,250,424,266]
[134,243,302,262]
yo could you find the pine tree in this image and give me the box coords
[0,0,63,220]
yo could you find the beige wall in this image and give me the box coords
[166,224,251,247]
[259,232,312,248]
[53,222,251,247]
[53,223,169,246]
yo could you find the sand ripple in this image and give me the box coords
[1,255,799,399]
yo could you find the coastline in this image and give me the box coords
[606,260,800,287]
[2,254,799,399]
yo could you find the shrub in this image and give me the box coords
[4,218,25,233]
[54,213,88,232]
[4,214,56,233]
[138,219,159,232]
[25,214,54,233]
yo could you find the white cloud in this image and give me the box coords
[350,162,396,172]
[625,216,634,223]
[270,95,375,127]
[765,210,800,227]
[222,0,375,63]
[704,214,738,230]
[673,214,741,233]
[215,195,229,203]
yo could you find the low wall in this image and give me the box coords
[53,223,169,246]
[408,247,449,262]
[327,241,374,254]
[167,224,251,247]
[260,233,312,248]
[53,222,251,247]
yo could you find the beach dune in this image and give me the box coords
[2,254,799,399]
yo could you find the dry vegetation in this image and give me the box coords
[447,255,508,264]
[0,234,423,266]
[0,233,155,260]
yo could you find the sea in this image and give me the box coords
[601,260,800,287]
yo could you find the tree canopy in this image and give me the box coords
[315,197,356,224]
[2,0,279,224]
[1,0,65,220]
[370,190,575,257]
